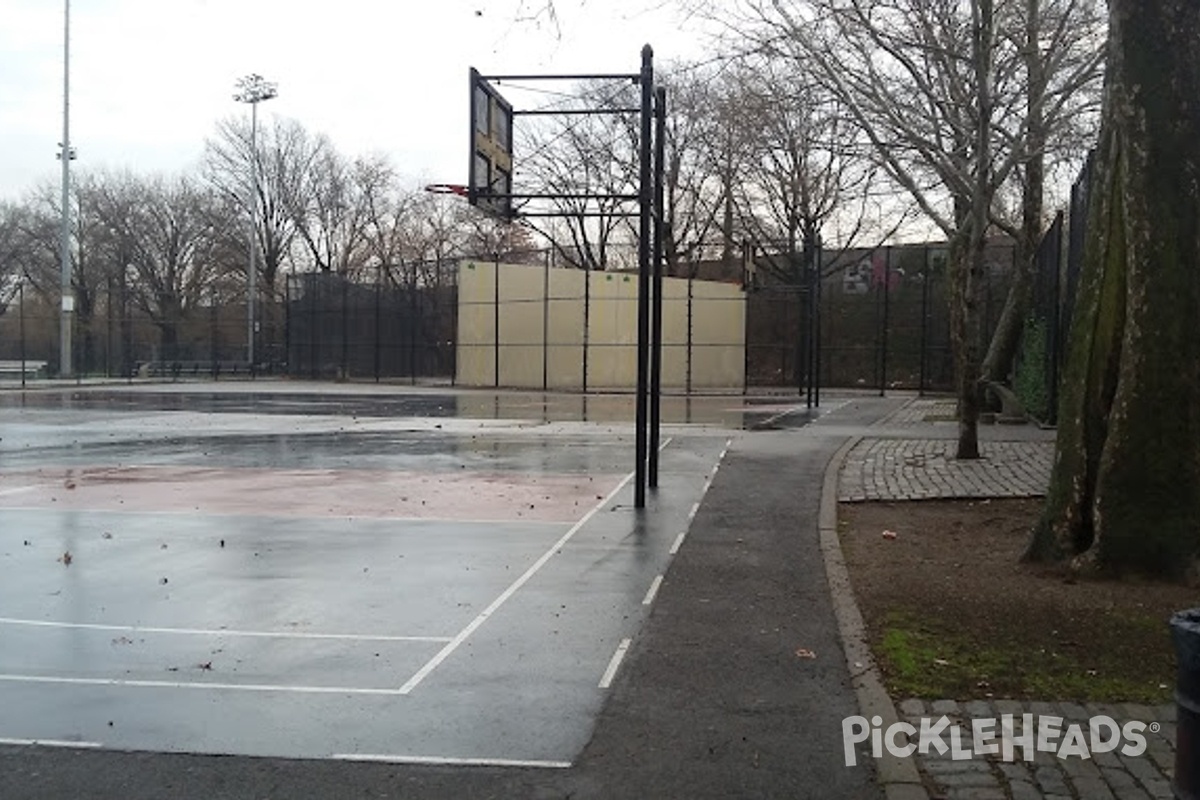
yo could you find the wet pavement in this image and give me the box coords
[0,384,759,765]
[0,381,821,431]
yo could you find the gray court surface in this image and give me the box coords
[0,384,780,766]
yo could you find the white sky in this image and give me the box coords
[0,0,703,200]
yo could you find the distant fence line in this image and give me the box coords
[2,245,1023,394]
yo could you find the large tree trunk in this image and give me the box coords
[982,0,1047,386]
[1025,0,1200,577]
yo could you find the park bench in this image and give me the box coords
[142,360,253,380]
[0,360,48,380]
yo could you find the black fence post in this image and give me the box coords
[919,248,931,396]
[543,249,550,392]
[373,273,382,383]
[582,265,590,393]
[814,235,823,407]
[284,277,291,378]
[340,273,349,380]
[880,247,891,397]
[210,300,219,380]
[493,253,500,389]
[18,280,26,390]
[687,273,694,394]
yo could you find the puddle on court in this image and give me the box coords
[1,389,825,430]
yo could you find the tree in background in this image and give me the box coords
[1025,0,1200,577]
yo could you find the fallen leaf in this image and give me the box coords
[59,551,73,566]
[101,532,113,540]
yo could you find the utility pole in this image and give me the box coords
[59,0,75,377]
[233,74,277,371]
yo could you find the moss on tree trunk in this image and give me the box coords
[1026,0,1200,577]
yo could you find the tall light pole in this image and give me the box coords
[233,73,277,370]
[59,0,75,378]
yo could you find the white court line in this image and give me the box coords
[0,617,450,644]
[0,673,407,696]
[669,532,686,555]
[0,505,568,528]
[0,737,103,749]
[0,485,51,498]
[598,638,632,689]
[333,754,572,769]
[687,502,700,521]
[398,469,637,695]
[642,576,664,606]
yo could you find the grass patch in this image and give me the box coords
[875,610,1171,704]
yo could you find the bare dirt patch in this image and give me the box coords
[840,498,1199,703]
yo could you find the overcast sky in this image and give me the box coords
[0,0,704,200]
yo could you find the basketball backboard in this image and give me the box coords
[469,69,515,220]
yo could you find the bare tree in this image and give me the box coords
[981,0,1105,384]
[204,116,318,302]
[288,146,388,277]
[91,173,228,360]
[516,80,641,271]
[12,175,119,372]
[729,56,880,284]
[708,0,1101,457]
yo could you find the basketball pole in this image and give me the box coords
[648,84,666,489]
[635,45,654,510]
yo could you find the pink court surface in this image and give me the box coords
[0,383,800,766]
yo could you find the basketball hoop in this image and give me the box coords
[424,183,469,198]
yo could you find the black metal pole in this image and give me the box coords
[543,249,549,392]
[210,299,219,380]
[919,249,931,396]
[582,264,590,392]
[341,274,349,381]
[814,235,823,407]
[687,273,694,394]
[649,84,666,489]
[880,248,890,397]
[805,229,816,409]
[19,280,26,390]
[106,274,113,378]
[635,45,653,510]
[310,275,318,380]
[494,253,501,389]
[411,276,419,385]
[374,271,382,383]
[284,278,291,378]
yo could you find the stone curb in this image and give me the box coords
[820,398,930,799]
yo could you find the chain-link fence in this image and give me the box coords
[1017,156,1091,423]
[747,243,1014,394]
[0,284,264,380]
[4,244,1026,394]
[285,270,457,383]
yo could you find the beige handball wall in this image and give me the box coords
[456,261,745,391]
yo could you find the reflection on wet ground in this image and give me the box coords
[0,387,821,431]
